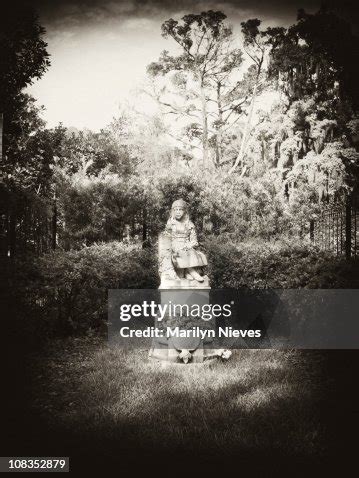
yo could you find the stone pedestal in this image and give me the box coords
[149,277,227,364]
[159,275,210,291]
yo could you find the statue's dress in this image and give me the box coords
[164,218,207,269]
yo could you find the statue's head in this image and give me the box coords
[171,199,189,222]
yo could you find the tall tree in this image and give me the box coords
[0,5,49,91]
[227,19,267,175]
[266,7,359,108]
[0,5,50,144]
[147,10,245,168]
[261,7,359,202]
[0,5,50,256]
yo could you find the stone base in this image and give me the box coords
[148,355,218,366]
[159,275,210,290]
[150,275,217,364]
[148,346,232,364]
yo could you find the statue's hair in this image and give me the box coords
[171,199,188,210]
[169,198,190,225]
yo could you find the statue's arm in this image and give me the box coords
[163,220,172,237]
[188,223,199,248]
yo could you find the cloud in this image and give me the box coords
[24,0,324,30]
[12,0,359,32]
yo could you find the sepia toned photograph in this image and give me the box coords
[1,0,359,474]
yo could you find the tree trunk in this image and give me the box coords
[215,82,223,167]
[227,80,259,176]
[142,207,147,247]
[200,81,209,168]
[345,194,352,260]
[309,219,314,242]
[52,196,57,250]
[9,212,16,258]
[0,113,3,162]
[0,209,8,259]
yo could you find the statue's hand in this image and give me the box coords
[177,243,189,252]
[179,349,192,364]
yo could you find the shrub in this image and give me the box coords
[58,170,304,250]
[9,242,158,336]
[204,236,359,289]
[8,238,359,338]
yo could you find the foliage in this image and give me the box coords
[56,166,305,247]
[0,7,52,258]
[3,98,67,196]
[0,5,50,183]
[147,10,248,167]
[59,174,151,247]
[266,7,359,107]
[205,237,359,289]
[0,5,50,112]
[7,239,359,337]
[55,126,134,177]
[9,242,158,335]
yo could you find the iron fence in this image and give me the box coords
[311,201,358,259]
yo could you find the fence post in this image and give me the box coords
[142,207,147,246]
[0,113,3,162]
[309,219,314,242]
[345,194,352,260]
[52,195,57,250]
[9,212,16,257]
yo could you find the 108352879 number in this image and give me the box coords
[0,457,69,472]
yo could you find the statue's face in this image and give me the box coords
[173,206,185,220]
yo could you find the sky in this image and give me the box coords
[24,0,334,130]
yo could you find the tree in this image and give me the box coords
[0,92,71,256]
[147,11,246,168]
[227,19,267,175]
[266,7,359,109]
[260,8,359,202]
[0,4,50,151]
[0,5,50,96]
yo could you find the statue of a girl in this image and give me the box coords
[159,199,208,282]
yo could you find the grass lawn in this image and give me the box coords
[27,338,326,463]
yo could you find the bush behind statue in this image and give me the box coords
[58,171,307,249]
[9,239,359,337]
[10,242,158,337]
[205,237,359,289]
